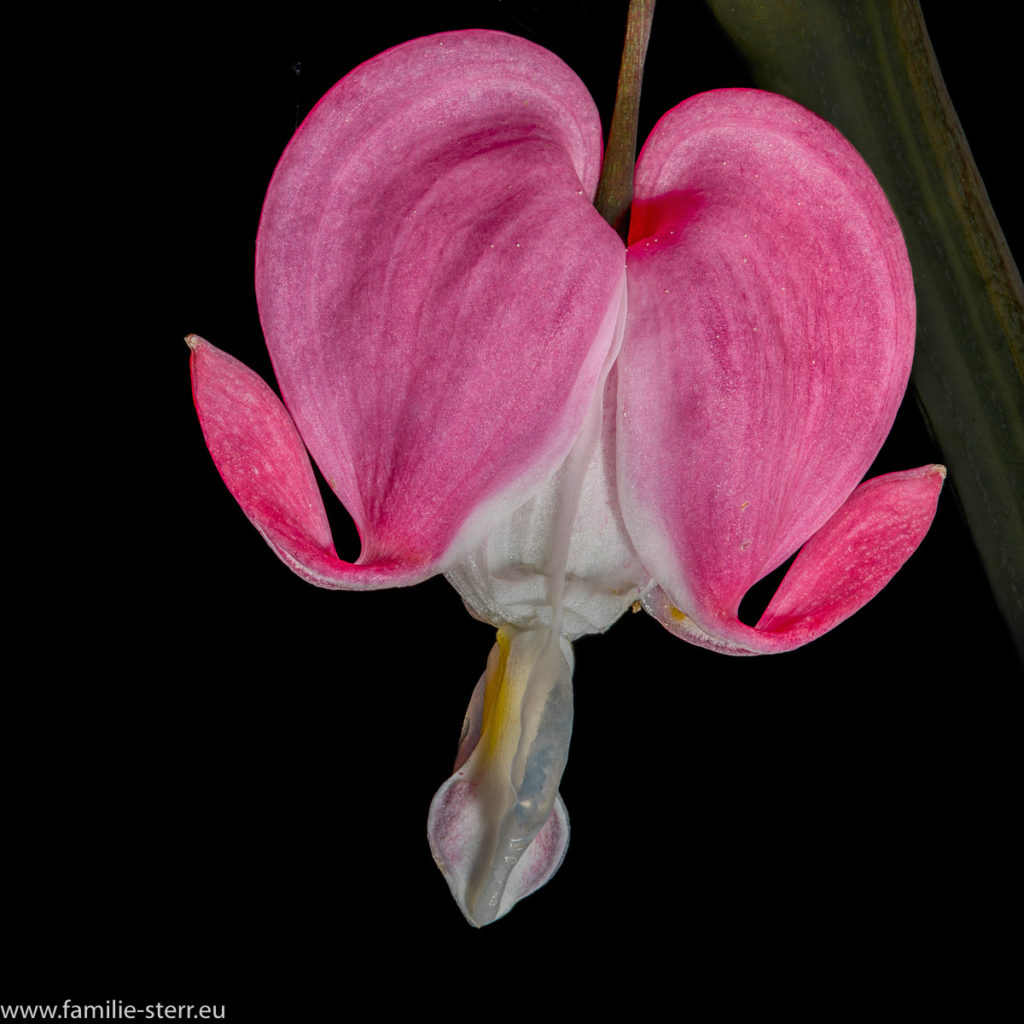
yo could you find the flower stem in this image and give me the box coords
[595,0,656,242]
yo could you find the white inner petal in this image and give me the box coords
[445,278,647,639]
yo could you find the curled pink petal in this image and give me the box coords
[255,30,625,575]
[618,89,918,649]
[189,335,430,588]
[644,466,945,654]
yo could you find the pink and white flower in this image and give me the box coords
[188,30,944,925]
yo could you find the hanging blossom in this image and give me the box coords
[188,30,944,926]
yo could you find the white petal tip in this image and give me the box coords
[428,779,570,927]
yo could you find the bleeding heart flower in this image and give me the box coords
[188,30,944,926]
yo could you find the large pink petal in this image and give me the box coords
[643,467,945,654]
[189,335,425,588]
[618,89,917,647]
[255,30,625,576]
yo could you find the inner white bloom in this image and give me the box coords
[429,285,649,925]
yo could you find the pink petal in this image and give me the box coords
[189,335,426,587]
[618,89,917,647]
[644,466,945,654]
[254,30,625,576]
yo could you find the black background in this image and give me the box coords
[8,2,1018,1016]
